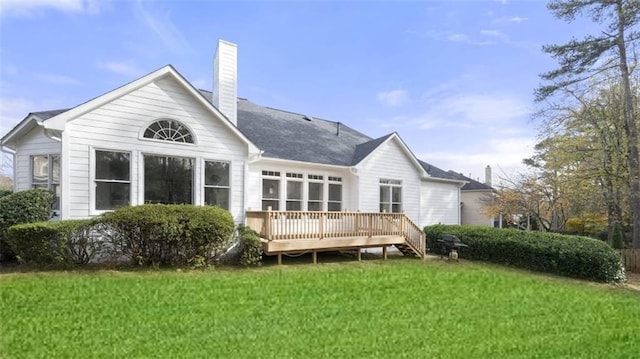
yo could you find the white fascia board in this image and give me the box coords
[0,115,43,149]
[422,176,468,187]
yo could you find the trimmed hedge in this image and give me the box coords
[0,189,54,263]
[424,225,626,283]
[99,204,235,267]
[5,219,98,267]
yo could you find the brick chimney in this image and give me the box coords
[212,40,238,126]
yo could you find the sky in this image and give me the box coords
[0,0,602,183]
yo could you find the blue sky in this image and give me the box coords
[0,0,599,182]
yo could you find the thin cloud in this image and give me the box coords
[377,89,409,107]
[495,16,528,24]
[34,73,82,85]
[0,0,102,18]
[480,29,507,39]
[425,30,496,46]
[97,61,142,77]
[133,0,192,55]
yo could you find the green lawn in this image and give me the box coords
[1,258,639,358]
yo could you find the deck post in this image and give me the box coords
[383,246,388,260]
[312,250,317,264]
[266,207,272,240]
[357,248,361,261]
[277,252,282,265]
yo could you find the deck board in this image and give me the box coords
[261,235,405,254]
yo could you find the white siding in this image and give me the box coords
[355,139,421,223]
[64,76,248,221]
[247,160,354,211]
[13,126,60,191]
[461,190,494,226]
[420,180,460,226]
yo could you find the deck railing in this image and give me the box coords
[245,210,425,256]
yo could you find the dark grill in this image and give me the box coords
[437,235,468,260]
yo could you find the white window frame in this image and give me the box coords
[380,179,402,213]
[261,171,281,210]
[327,176,342,212]
[142,153,195,205]
[285,172,304,211]
[139,118,197,145]
[203,160,231,210]
[30,154,60,212]
[90,148,132,215]
[307,174,324,211]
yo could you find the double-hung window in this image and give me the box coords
[328,176,342,211]
[262,171,280,210]
[31,154,60,210]
[95,150,130,210]
[380,179,402,213]
[204,161,230,210]
[307,175,324,211]
[286,173,303,211]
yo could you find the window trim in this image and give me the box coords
[139,118,197,146]
[327,178,343,212]
[30,154,60,213]
[203,159,231,210]
[142,153,195,205]
[261,170,281,211]
[285,172,303,211]
[90,148,133,215]
[307,174,324,211]
[379,178,402,213]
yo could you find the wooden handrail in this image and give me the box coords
[245,210,425,257]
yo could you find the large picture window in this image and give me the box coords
[204,161,230,210]
[31,154,60,210]
[380,179,402,213]
[95,150,130,210]
[144,155,194,204]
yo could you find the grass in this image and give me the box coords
[1,257,639,358]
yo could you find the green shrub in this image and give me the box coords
[236,225,263,267]
[424,225,625,283]
[99,204,235,267]
[0,190,12,199]
[0,189,54,263]
[5,219,98,267]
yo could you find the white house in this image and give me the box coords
[0,40,466,232]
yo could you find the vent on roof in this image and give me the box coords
[303,115,313,121]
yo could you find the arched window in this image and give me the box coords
[143,119,194,143]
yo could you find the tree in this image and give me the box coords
[537,0,640,248]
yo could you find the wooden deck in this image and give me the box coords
[245,210,426,264]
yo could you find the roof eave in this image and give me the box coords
[1,114,44,149]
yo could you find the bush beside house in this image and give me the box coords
[424,224,625,282]
[5,204,250,268]
[0,189,54,263]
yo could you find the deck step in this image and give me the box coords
[394,243,420,257]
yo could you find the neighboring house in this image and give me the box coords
[0,40,466,232]
[448,166,501,227]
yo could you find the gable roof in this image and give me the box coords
[447,171,494,191]
[352,133,394,165]
[3,66,462,183]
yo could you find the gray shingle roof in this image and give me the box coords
[418,160,462,181]
[447,171,494,190]
[235,98,372,166]
[19,88,460,182]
